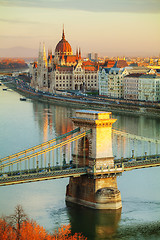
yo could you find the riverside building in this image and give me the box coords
[138,74,160,101]
[99,62,160,102]
[30,28,99,93]
[99,60,128,98]
[124,72,160,101]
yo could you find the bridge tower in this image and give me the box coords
[66,110,122,210]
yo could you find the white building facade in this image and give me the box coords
[99,66,127,98]
[30,29,99,93]
[138,75,160,101]
[98,68,109,96]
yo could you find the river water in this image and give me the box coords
[0,84,160,240]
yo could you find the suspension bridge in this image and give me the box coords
[0,119,160,187]
[1,110,160,209]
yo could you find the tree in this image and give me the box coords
[6,205,28,240]
[0,218,16,240]
[0,206,87,240]
[20,220,48,240]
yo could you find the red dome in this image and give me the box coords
[55,29,73,56]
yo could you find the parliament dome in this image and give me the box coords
[55,28,73,56]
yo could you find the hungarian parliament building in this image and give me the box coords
[30,28,99,93]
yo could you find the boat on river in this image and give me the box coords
[20,97,27,101]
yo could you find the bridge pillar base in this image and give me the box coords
[66,193,122,210]
[66,175,122,210]
[67,110,122,210]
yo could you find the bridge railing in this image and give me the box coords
[0,127,80,164]
[112,129,160,160]
[121,156,160,171]
[0,128,92,177]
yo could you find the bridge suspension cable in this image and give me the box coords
[1,129,92,169]
[113,129,160,144]
[0,127,80,164]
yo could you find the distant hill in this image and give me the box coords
[0,58,28,70]
[0,47,38,58]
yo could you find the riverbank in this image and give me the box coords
[1,79,160,118]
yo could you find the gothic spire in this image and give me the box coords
[79,47,81,59]
[42,42,47,68]
[62,24,65,40]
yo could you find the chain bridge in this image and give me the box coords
[0,110,160,210]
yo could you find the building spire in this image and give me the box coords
[42,42,47,68]
[62,24,65,40]
[79,47,81,60]
[39,42,42,55]
[76,48,78,60]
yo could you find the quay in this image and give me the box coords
[1,77,160,118]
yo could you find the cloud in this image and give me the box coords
[0,35,44,39]
[0,18,39,24]
[1,0,160,13]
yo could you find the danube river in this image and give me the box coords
[0,84,160,240]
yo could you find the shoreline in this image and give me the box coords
[2,80,160,118]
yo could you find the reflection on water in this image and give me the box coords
[32,101,74,142]
[66,204,122,240]
[0,85,160,239]
[114,113,160,139]
[31,101,160,161]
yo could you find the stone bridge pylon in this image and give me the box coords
[66,110,122,210]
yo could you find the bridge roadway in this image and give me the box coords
[0,155,160,186]
[0,167,87,186]
[122,155,160,171]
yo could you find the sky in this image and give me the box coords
[0,0,160,57]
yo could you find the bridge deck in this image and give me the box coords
[1,156,160,186]
[0,168,87,186]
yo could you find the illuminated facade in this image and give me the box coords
[30,28,99,92]
[138,74,160,101]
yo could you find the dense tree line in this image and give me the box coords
[0,59,28,70]
[0,205,87,240]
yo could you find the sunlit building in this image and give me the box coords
[99,60,128,98]
[138,74,160,101]
[30,28,99,92]
[124,74,141,100]
[124,72,160,101]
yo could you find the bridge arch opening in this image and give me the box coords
[80,136,89,161]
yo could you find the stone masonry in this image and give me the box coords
[66,110,122,210]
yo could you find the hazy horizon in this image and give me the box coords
[0,0,160,58]
[1,46,159,59]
